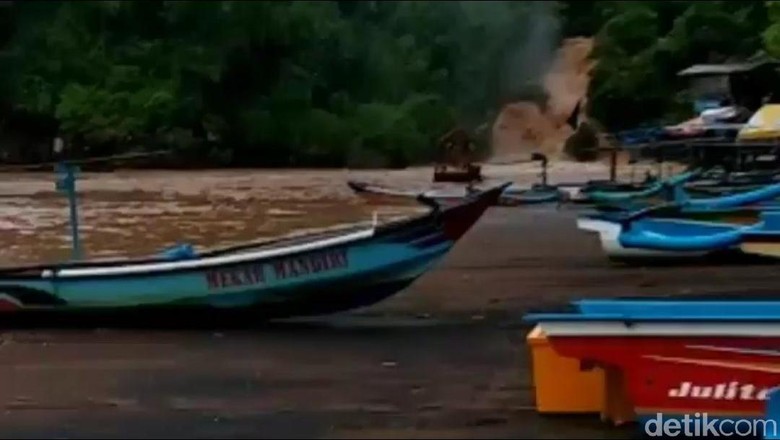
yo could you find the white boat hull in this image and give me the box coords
[576,218,707,260]
[557,185,588,202]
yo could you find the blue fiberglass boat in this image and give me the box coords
[572,298,780,319]
[676,181,780,210]
[0,183,507,318]
[583,170,699,204]
[577,203,778,260]
[578,180,780,259]
[594,176,780,213]
[612,205,780,254]
[617,219,753,252]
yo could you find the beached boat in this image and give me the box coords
[524,298,780,434]
[0,183,507,318]
[347,180,563,207]
[581,171,699,205]
[577,214,709,260]
[580,167,780,209]
[595,183,780,215]
[577,202,779,260]
[347,180,466,207]
[579,180,780,261]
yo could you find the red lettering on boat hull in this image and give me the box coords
[271,249,349,281]
[205,264,266,290]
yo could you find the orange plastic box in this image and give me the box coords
[526,325,606,414]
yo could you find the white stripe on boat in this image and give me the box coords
[644,355,780,373]
[44,228,375,278]
[535,321,780,337]
[686,345,780,357]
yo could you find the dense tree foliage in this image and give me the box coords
[0,1,777,167]
[563,1,771,130]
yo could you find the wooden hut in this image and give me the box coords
[432,128,482,183]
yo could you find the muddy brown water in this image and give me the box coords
[0,166,770,438]
[0,169,432,265]
[0,163,653,265]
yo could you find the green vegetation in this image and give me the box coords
[0,1,777,167]
[565,1,771,130]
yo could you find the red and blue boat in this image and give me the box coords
[524,297,780,436]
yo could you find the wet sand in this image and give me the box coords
[0,165,769,438]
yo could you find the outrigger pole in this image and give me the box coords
[54,160,81,261]
[0,143,172,262]
[52,136,83,261]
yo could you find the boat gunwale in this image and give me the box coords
[348,179,469,200]
[525,313,780,323]
[527,319,780,337]
[0,214,416,278]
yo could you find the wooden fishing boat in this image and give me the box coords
[0,183,507,318]
[347,180,466,207]
[524,298,780,434]
[347,180,564,207]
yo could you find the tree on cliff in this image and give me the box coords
[563,0,769,131]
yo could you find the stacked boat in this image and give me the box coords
[523,169,780,438]
[577,171,780,262]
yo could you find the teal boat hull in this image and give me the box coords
[0,184,506,318]
[584,168,780,211]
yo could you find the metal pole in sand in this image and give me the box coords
[55,161,81,261]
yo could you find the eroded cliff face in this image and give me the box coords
[490,37,595,162]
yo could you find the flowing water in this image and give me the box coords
[0,161,637,267]
[0,169,426,266]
